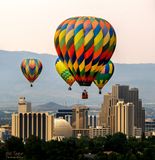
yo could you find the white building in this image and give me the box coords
[18,97,31,113]
[114,101,134,137]
[12,112,54,141]
[89,126,110,138]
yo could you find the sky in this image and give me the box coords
[0,0,154,63]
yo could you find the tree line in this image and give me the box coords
[0,132,155,160]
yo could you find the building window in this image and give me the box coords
[19,113,23,139]
[42,113,46,141]
[33,114,36,136]
[38,114,41,138]
[24,114,27,140]
[29,113,32,136]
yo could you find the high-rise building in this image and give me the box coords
[99,93,112,128]
[112,84,129,103]
[72,105,89,129]
[114,101,134,137]
[12,112,54,141]
[72,105,89,137]
[111,84,145,133]
[18,97,31,113]
[110,84,129,134]
[141,107,145,133]
[128,88,139,128]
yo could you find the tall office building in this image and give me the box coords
[12,112,54,141]
[114,101,134,136]
[142,107,145,133]
[72,105,89,129]
[72,105,89,137]
[128,88,139,128]
[99,90,117,134]
[18,97,31,113]
[99,93,112,127]
[100,84,145,134]
[112,84,129,103]
[112,84,145,132]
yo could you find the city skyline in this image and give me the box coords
[1,1,155,159]
[0,0,155,63]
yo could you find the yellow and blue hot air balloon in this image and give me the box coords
[54,16,117,99]
[55,57,75,90]
[21,59,43,87]
[94,60,114,94]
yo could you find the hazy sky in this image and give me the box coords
[0,0,154,63]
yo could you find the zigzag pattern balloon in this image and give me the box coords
[21,59,42,86]
[94,60,114,94]
[54,16,116,87]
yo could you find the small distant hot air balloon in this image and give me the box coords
[21,59,43,87]
[94,61,114,94]
[55,57,75,90]
[54,16,116,99]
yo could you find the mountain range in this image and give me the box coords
[0,50,155,109]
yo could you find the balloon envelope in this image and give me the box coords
[54,16,116,87]
[21,59,43,85]
[94,60,114,92]
[55,57,75,87]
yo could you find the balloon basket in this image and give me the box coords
[68,86,72,91]
[30,84,33,87]
[82,90,88,99]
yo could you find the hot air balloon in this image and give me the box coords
[94,60,114,94]
[54,16,116,99]
[55,57,75,90]
[21,59,43,87]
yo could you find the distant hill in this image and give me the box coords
[34,101,67,112]
[0,50,155,109]
[33,101,101,112]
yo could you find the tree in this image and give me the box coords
[143,147,155,160]
[0,142,6,160]
[5,136,24,152]
[24,135,45,160]
[125,153,137,160]
[94,152,108,160]
[108,152,118,160]
[90,137,106,153]
[141,132,145,141]
[127,137,139,154]
[104,133,128,154]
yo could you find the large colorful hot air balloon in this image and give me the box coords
[21,59,43,87]
[54,16,116,98]
[94,60,114,94]
[55,57,75,90]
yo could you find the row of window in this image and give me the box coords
[19,113,46,140]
